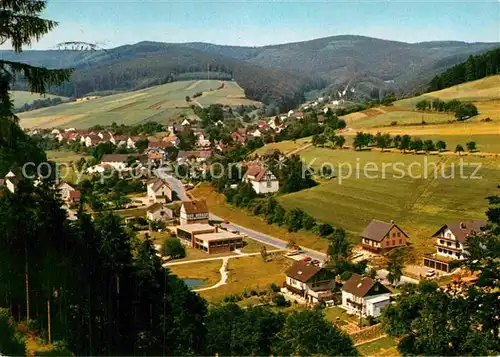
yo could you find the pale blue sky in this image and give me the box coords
[17,1,500,49]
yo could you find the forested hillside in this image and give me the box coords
[427,47,500,91]
[2,37,497,111]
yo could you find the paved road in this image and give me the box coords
[210,214,327,262]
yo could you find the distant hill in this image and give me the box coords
[19,80,261,129]
[2,35,498,110]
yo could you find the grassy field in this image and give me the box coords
[346,110,455,129]
[278,146,498,255]
[357,336,398,356]
[197,81,261,106]
[19,80,260,129]
[191,184,331,252]
[168,260,223,288]
[254,136,312,156]
[12,90,68,108]
[396,75,500,108]
[198,254,291,302]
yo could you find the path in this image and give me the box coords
[163,249,283,266]
[193,258,229,292]
[186,80,202,90]
[286,143,312,157]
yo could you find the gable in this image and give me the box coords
[365,282,391,297]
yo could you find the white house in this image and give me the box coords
[283,261,335,304]
[180,200,209,225]
[146,203,173,222]
[147,179,173,203]
[100,154,131,172]
[251,129,262,138]
[58,182,76,201]
[341,274,391,318]
[423,220,487,273]
[243,165,279,194]
[127,137,138,149]
[181,119,191,126]
[0,171,18,193]
[287,110,294,117]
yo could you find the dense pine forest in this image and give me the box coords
[427,48,500,91]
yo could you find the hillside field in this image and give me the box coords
[12,91,69,108]
[19,80,261,129]
[278,146,499,255]
[340,75,500,154]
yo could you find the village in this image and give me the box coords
[3,95,487,347]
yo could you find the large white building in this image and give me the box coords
[243,165,279,194]
[341,274,391,318]
[423,220,487,272]
[147,179,173,204]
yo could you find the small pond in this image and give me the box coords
[183,278,206,289]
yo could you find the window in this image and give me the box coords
[392,240,395,246]
[438,248,442,252]
[267,180,272,188]
[397,232,401,237]
[399,239,402,245]
[392,232,396,238]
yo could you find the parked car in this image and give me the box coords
[301,256,312,262]
[426,269,436,277]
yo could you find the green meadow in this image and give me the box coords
[278,146,498,254]
[19,80,260,129]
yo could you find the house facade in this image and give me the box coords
[57,182,81,204]
[360,219,409,252]
[341,274,391,318]
[423,220,487,272]
[243,165,279,194]
[180,200,209,225]
[146,203,173,222]
[147,179,173,204]
[283,261,335,304]
[0,171,18,194]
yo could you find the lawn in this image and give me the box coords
[239,237,277,253]
[46,150,92,184]
[46,150,91,163]
[19,80,260,129]
[191,184,330,252]
[199,254,291,302]
[324,306,368,326]
[168,260,223,288]
[357,336,398,356]
[279,146,498,255]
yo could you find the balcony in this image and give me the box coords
[434,242,462,252]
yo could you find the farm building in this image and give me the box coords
[283,261,336,304]
[243,165,279,194]
[180,200,209,225]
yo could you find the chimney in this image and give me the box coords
[460,222,466,229]
[215,225,219,233]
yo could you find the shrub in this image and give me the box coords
[270,283,281,293]
[390,121,398,126]
[250,289,258,296]
[273,294,290,307]
[340,271,352,281]
[163,237,186,259]
[317,223,334,237]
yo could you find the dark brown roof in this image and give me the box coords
[360,219,408,242]
[69,190,81,199]
[433,220,488,244]
[285,261,321,283]
[182,200,208,214]
[342,273,390,297]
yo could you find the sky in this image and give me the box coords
[8,0,500,49]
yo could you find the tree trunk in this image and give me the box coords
[47,299,51,344]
